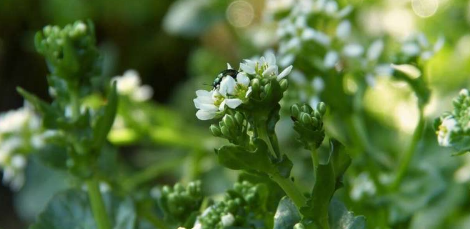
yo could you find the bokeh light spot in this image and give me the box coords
[412,0,438,18]
[226,0,254,28]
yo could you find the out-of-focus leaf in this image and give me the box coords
[92,82,118,151]
[273,197,301,229]
[329,198,366,229]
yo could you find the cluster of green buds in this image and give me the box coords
[158,181,203,226]
[291,102,326,150]
[435,89,470,153]
[18,21,117,178]
[35,20,102,94]
[210,112,249,145]
[194,181,267,229]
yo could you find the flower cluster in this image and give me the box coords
[192,181,267,229]
[399,33,444,62]
[112,70,154,102]
[0,104,43,190]
[193,53,292,120]
[435,89,470,150]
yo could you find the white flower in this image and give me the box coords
[193,90,225,120]
[367,39,384,61]
[113,70,154,102]
[277,65,293,80]
[350,172,376,201]
[221,213,235,227]
[336,20,351,40]
[343,43,364,57]
[0,106,32,134]
[437,116,458,147]
[324,51,339,69]
[240,53,292,81]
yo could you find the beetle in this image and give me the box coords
[212,69,238,89]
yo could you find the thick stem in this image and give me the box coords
[86,178,112,229]
[271,173,307,209]
[310,147,319,168]
[256,121,278,159]
[390,107,425,190]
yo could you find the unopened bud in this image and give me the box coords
[301,112,312,125]
[251,78,260,92]
[264,83,272,94]
[210,124,222,137]
[234,112,244,125]
[291,104,300,118]
[311,117,319,127]
[301,104,312,113]
[223,115,235,129]
[313,110,321,119]
[221,126,231,137]
[279,79,289,91]
[293,223,305,229]
[317,102,326,116]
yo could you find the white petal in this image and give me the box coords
[219,77,237,95]
[263,65,278,77]
[402,43,420,56]
[198,103,218,112]
[196,90,212,97]
[277,65,293,80]
[324,51,338,68]
[336,5,353,18]
[265,51,277,65]
[391,64,421,79]
[367,39,384,61]
[227,63,233,69]
[279,54,295,67]
[219,100,226,111]
[245,87,253,98]
[336,20,351,40]
[343,44,364,57]
[325,1,338,15]
[417,33,429,48]
[196,110,216,120]
[240,63,256,74]
[301,28,316,40]
[225,99,243,108]
[434,36,445,52]
[236,72,250,86]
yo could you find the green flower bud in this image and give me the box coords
[291,104,300,118]
[264,83,272,95]
[221,126,231,137]
[301,112,312,125]
[223,115,235,129]
[251,78,260,92]
[294,223,305,229]
[234,112,244,125]
[210,124,222,137]
[279,79,289,91]
[317,102,326,116]
[312,110,321,120]
[300,104,312,113]
[311,117,319,127]
[261,78,270,85]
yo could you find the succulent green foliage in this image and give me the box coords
[196,181,269,229]
[301,140,353,229]
[29,189,136,229]
[273,197,301,229]
[435,89,470,153]
[158,181,203,227]
[291,102,326,150]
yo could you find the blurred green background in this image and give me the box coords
[2,0,470,228]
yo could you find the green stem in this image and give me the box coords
[271,173,307,209]
[256,121,278,159]
[86,178,111,229]
[390,107,425,190]
[310,147,319,168]
[122,157,183,191]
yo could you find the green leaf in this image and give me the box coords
[17,87,60,128]
[216,139,275,174]
[35,144,68,170]
[92,82,119,151]
[328,199,366,229]
[329,139,352,189]
[274,197,301,229]
[30,189,136,229]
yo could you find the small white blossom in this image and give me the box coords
[113,70,154,102]
[193,90,225,120]
[221,213,235,227]
[437,116,458,147]
[324,51,339,69]
[367,39,384,61]
[343,43,364,57]
[336,20,351,40]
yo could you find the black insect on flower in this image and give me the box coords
[213,69,238,89]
